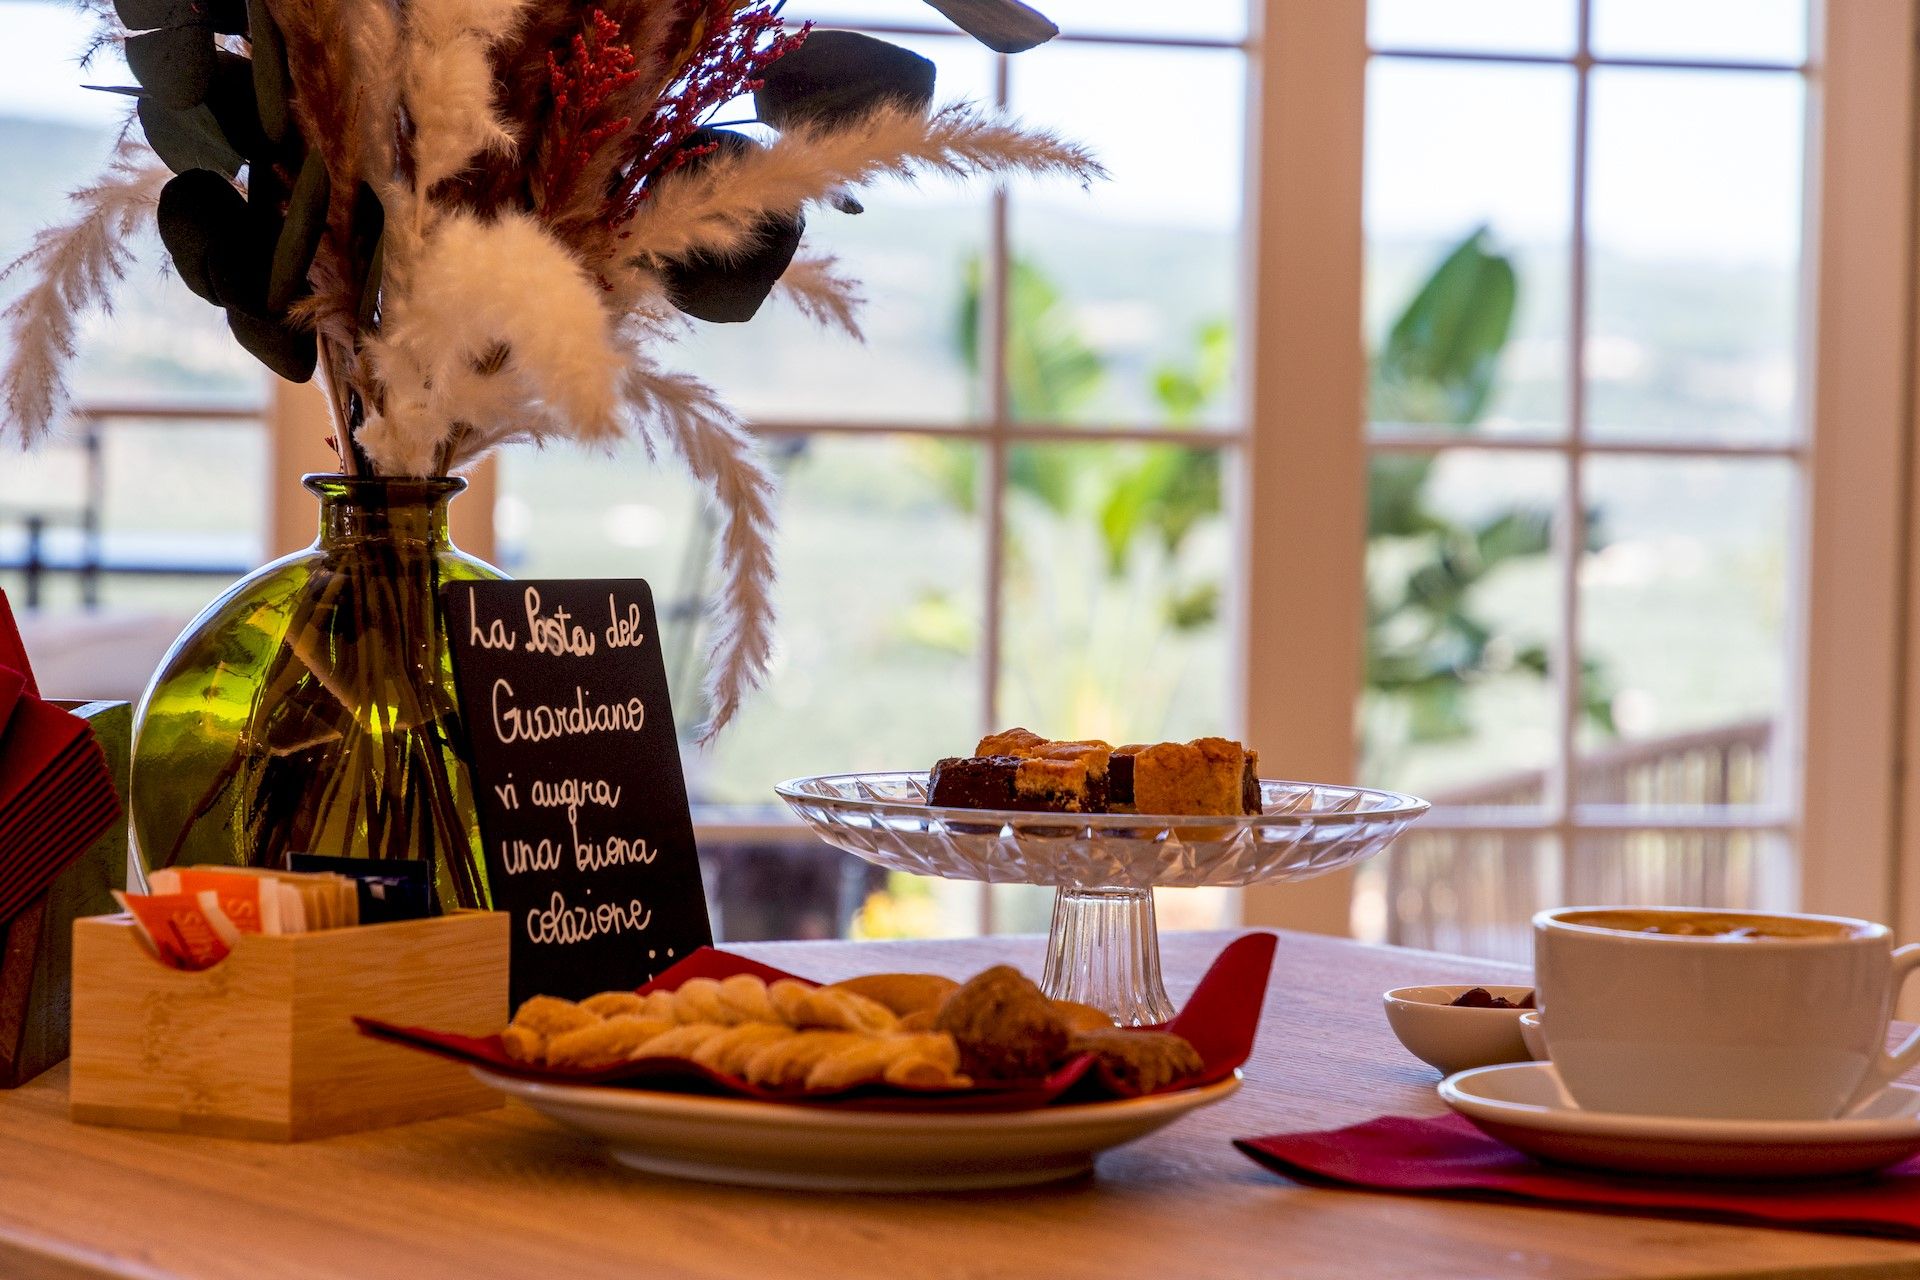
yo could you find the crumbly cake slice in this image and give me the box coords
[1110,738,1259,816]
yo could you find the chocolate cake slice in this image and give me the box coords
[928,756,1020,809]
[929,741,1110,813]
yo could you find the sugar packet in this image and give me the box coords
[113,888,240,970]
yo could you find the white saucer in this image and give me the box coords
[1439,1062,1920,1179]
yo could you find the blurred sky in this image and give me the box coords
[0,0,1805,262]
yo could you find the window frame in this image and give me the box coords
[253,0,1918,943]
[1239,0,1920,939]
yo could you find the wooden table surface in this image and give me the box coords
[5,929,1920,1280]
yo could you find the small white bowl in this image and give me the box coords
[1383,984,1536,1076]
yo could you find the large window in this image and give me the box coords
[501,6,1251,937]
[0,3,268,699]
[1353,0,1808,959]
[3,0,1912,950]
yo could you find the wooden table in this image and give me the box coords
[4,929,1920,1280]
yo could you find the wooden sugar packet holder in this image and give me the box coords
[70,909,508,1141]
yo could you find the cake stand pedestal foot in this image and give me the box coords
[1041,886,1176,1026]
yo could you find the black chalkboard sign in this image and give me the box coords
[442,580,712,1006]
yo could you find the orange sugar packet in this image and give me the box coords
[114,888,241,971]
[146,866,269,934]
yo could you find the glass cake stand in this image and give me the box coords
[775,773,1430,1025]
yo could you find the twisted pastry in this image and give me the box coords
[502,976,964,1088]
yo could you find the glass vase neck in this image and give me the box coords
[305,473,466,549]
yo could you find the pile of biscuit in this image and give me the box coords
[502,964,1205,1095]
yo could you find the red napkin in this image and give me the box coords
[0,594,123,928]
[1236,1114,1920,1240]
[0,597,38,699]
[358,931,1277,1112]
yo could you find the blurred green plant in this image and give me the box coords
[905,225,1613,762]
[900,257,1230,738]
[1366,227,1615,763]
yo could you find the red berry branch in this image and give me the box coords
[606,1,809,227]
[539,8,640,216]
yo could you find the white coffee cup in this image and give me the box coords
[1532,906,1920,1120]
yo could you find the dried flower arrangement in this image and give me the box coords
[0,0,1099,734]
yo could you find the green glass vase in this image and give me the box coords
[131,474,505,908]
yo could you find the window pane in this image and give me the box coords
[1593,0,1807,64]
[678,34,995,426]
[1366,60,1573,436]
[996,442,1230,741]
[1568,831,1794,914]
[1586,69,1804,443]
[1370,0,1575,56]
[1037,0,1246,40]
[1356,831,1556,964]
[503,435,985,804]
[799,0,1247,40]
[1577,457,1791,807]
[1362,450,1562,805]
[1007,46,1243,428]
[1,6,261,410]
[1,418,267,693]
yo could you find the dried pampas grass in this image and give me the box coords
[620,355,778,742]
[774,255,865,341]
[620,102,1103,272]
[0,141,166,444]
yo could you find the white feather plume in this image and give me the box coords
[358,209,624,474]
[401,0,530,197]
[0,140,165,445]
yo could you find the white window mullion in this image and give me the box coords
[1552,0,1595,911]
[1238,0,1370,936]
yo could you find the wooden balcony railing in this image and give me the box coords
[1380,718,1781,962]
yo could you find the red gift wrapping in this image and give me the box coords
[1236,1113,1920,1240]
[358,931,1277,1112]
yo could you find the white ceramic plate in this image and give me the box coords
[476,1069,1241,1191]
[1440,1061,1920,1179]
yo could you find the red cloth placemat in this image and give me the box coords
[360,931,1277,1111]
[1237,1114,1920,1240]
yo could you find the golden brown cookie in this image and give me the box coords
[510,995,598,1038]
[545,1015,676,1069]
[668,977,732,1024]
[791,986,899,1034]
[741,1031,866,1089]
[580,991,648,1019]
[690,1022,790,1075]
[717,974,781,1024]
[500,1024,545,1064]
[822,973,960,1018]
[933,965,1070,1082]
[1071,1029,1204,1094]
